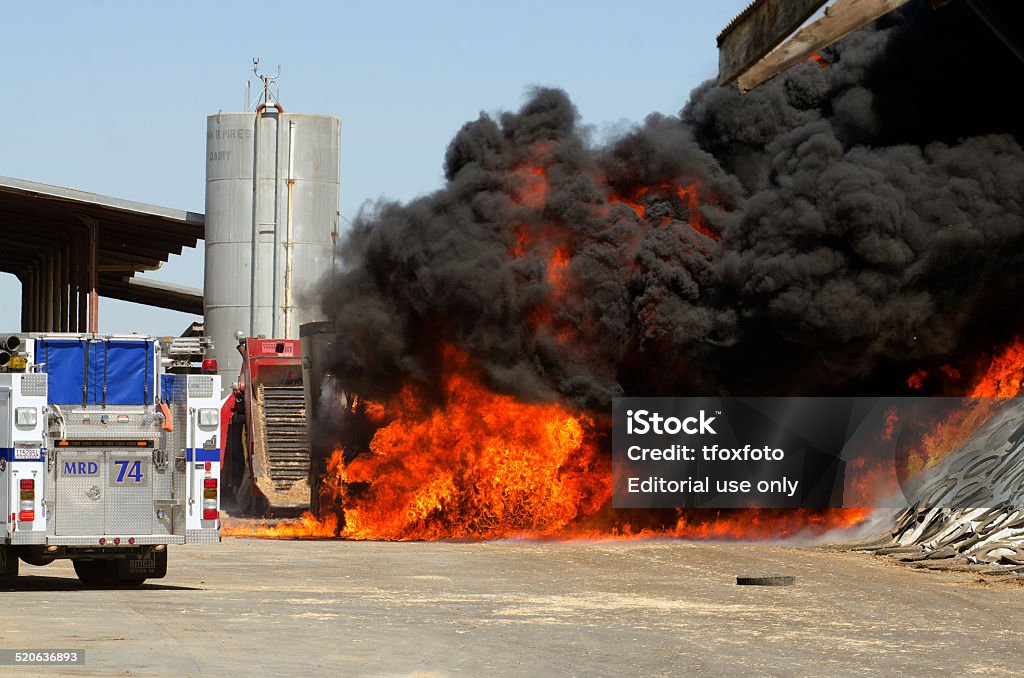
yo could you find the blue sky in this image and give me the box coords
[3,0,751,335]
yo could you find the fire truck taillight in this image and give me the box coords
[201,358,218,374]
[18,479,35,522]
[202,478,218,520]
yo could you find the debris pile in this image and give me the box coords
[855,401,1024,574]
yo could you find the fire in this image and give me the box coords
[969,336,1024,397]
[609,186,648,219]
[673,183,716,239]
[512,164,549,210]
[228,323,1024,544]
[836,406,904,508]
[226,144,988,545]
[335,346,607,540]
[546,247,570,288]
[225,345,872,542]
[223,511,338,539]
[607,181,718,240]
[663,508,869,540]
[895,336,1024,477]
[902,400,1004,477]
[222,345,610,541]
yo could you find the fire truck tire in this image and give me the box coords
[73,559,119,587]
[0,546,18,581]
[18,546,56,567]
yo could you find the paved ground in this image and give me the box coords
[2,538,1022,676]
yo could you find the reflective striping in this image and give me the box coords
[186,448,221,463]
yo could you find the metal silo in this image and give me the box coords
[204,107,341,390]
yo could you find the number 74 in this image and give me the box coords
[113,460,144,483]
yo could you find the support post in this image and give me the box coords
[51,252,59,331]
[81,216,100,333]
[78,230,89,332]
[61,239,71,331]
[30,265,39,331]
[18,272,28,332]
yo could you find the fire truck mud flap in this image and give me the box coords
[118,548,168,581]
[73,548,167,587]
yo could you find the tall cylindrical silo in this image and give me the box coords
[204,109,341,390]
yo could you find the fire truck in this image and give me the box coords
[0,332,221,586]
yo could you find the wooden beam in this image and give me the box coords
[718,0,828,86]
[736,0,912,92]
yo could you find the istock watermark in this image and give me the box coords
[612,396,1024,511]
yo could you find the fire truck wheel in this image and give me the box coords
[73,559,118,587]
[18,546,56,567]
[0,546,18,581]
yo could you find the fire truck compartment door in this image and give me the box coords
[37,339,86,405]
[55,449,154,535]
[38,338,154,406]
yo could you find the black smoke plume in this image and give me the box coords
[319,0,1024,409]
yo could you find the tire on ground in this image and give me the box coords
[736,575,796,586]
[73,559,119,587]
[0,545,18,582]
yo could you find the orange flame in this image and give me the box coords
[969,337,1024,397]
[339,346,607,540]
[896,336,1024,476]
[229,154,1024,543]
[513,164,549,210]
[606,181,719,240]
[225,346,872,542]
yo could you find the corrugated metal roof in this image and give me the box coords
[0,175,204,316]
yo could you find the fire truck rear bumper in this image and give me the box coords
[45,535,186,546]
[8,531,47,545]
[185,529,221,543]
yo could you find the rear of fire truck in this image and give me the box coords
[0,333,221,586]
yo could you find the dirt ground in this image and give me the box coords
[2,537,1022,676]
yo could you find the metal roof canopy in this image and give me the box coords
[0,176,205,331]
